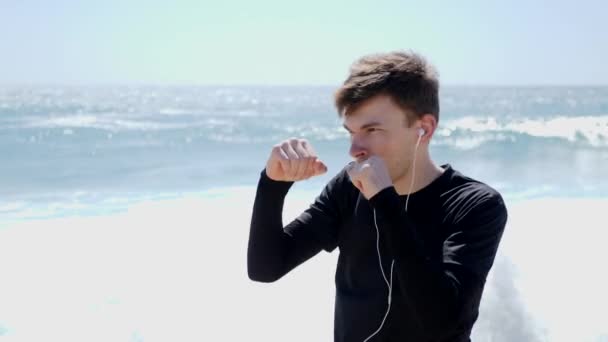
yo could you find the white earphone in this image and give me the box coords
[364,126,425,341]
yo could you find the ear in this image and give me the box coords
[418,114,438,140]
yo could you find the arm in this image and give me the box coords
[369,187,507,337]
[247,169,342,283]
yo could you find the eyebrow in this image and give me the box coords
[342,121,383,133]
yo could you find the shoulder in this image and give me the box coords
[440,167,507,226]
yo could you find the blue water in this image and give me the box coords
[2,85,607,223]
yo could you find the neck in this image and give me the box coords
[393,153,444,195]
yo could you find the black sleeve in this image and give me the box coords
[369,186,507,338]
[247,169,343,283]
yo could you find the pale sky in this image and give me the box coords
[1,0,606,85]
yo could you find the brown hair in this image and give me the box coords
[334,50,440,126]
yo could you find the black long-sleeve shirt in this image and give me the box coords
[248,164,507,341]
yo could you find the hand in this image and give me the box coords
[265,138,328,182]
[346,155,393,199]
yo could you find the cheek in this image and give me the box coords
[378,132,414,179]
[365,133,408,166]
[367,133,392,153]
[350,135,383,160]
[366,137,382,155]
[383,137,411,168]
[382,133,407,155]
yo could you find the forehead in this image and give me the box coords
[343,94,408,127]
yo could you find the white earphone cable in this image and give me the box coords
[364,131,423,341]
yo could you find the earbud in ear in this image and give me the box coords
[417,128,426,137]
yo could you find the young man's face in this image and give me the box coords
[342,94,421,184]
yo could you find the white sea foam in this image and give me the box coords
[0,187,606,341]
[441,115,608,148]
[158,108,191,116]
[23,114,190,131]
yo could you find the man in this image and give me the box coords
[247,51,507,341]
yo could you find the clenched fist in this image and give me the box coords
[265,138,328,182]
[346,155,393,199]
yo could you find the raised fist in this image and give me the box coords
[265,138,328,182]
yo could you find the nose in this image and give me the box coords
[349,141,368,161]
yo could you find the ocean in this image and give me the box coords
[0,85,607,341]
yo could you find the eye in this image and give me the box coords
[367,127,379,133]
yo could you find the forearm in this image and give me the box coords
[247,170,295,282]
[248,167,345,283]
